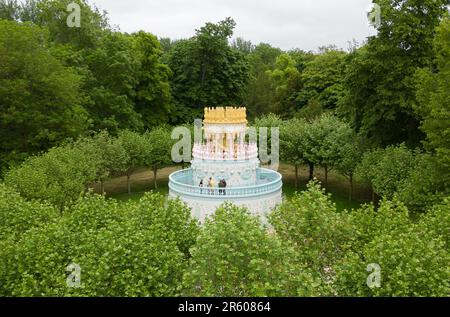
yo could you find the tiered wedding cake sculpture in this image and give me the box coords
[169,107,282,222]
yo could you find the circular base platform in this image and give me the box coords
[169,167,283,222]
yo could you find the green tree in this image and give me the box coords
[244,43,282,118]
[418,197,450,249]
[21,1,145,133]
[4,143,98,211]
[117,130,150,194]
[231,37,254,55]
[0,20,90,167]
[412,15,450,196]
[0,183,58,241]
[145,127,173,189]
[338,0,450,146]
[317,116,356,188]
[415,16,450,162]
[167,18,249,123]
[280,118,306,188]
[253,113,284,164]
[394,153,448,212]
[267,53,302,117]
[83,31,142,132]
[75,131,128,195]
[0,0,20,20]
[0,192,198,296]
[183,203,322,296]
[335,199,449,296]
[295,98,324,121]
[356,144,417,201]
[335,133,364,201]
[296,49,347,112]
[26,0,108,49]
[301,114,353,185]
[269,181,353,276]
[132,31,173,129]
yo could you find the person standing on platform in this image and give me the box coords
[222,179,227,196]
[208,177,215,195]
[199,179,204,194]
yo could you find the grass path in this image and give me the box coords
[97,164,372,211]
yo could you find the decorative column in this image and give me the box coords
[239,132,244,157]
[228,133,233,158]
[215,133,220,157]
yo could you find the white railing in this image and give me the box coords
[169,168,282,198]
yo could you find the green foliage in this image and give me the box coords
[413,15,450,200]
[295,98,324,121]
[269,181,353,274]
[301,114,355,183]
[279,114,359,188]
[253,113,284,130]
[231,37,254,55]
[117,130,149,172]
[395,154,448,212]
[3,128,172,206]
[145,127,174,188]
[335,131,364,200]
[414,15,450,159]
[252,113,283,164]
[4,143,98,210]
[1,1,449,298]
[132,31,173,129]
[30,0,108,49]
[335,228,449,296]
[267,53,302,116]
[244,43,282,119]
[167,18,249,124]
[296,49,347,111]
[74,131,128,193]
[356,144,418,199]
[0,183,58,240]
[418,197,450,249]
[338,0,450,146]
[335,200,449,296]
[0,20,90,167]
[134,195,200,258]
[0,191,199,296]
[346,199,412,252]
[0,0,20,20]
[280,118,306,187]
[82,31,143,132]
[183,203,322,297]
[117,130,150,194]
[280,118,306,166]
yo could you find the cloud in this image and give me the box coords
[91,0,377,51]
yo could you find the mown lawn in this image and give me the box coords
[102,164,371,212]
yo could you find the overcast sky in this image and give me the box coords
[91,0,377,52]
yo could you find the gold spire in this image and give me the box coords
[203,107,247,124]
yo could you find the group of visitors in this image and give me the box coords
[198,177,227,195]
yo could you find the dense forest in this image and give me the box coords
[0,0,449,297]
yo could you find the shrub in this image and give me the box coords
[183,203,323,296]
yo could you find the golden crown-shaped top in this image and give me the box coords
[204,107,247,124]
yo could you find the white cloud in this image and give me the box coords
[91,0,377,51]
